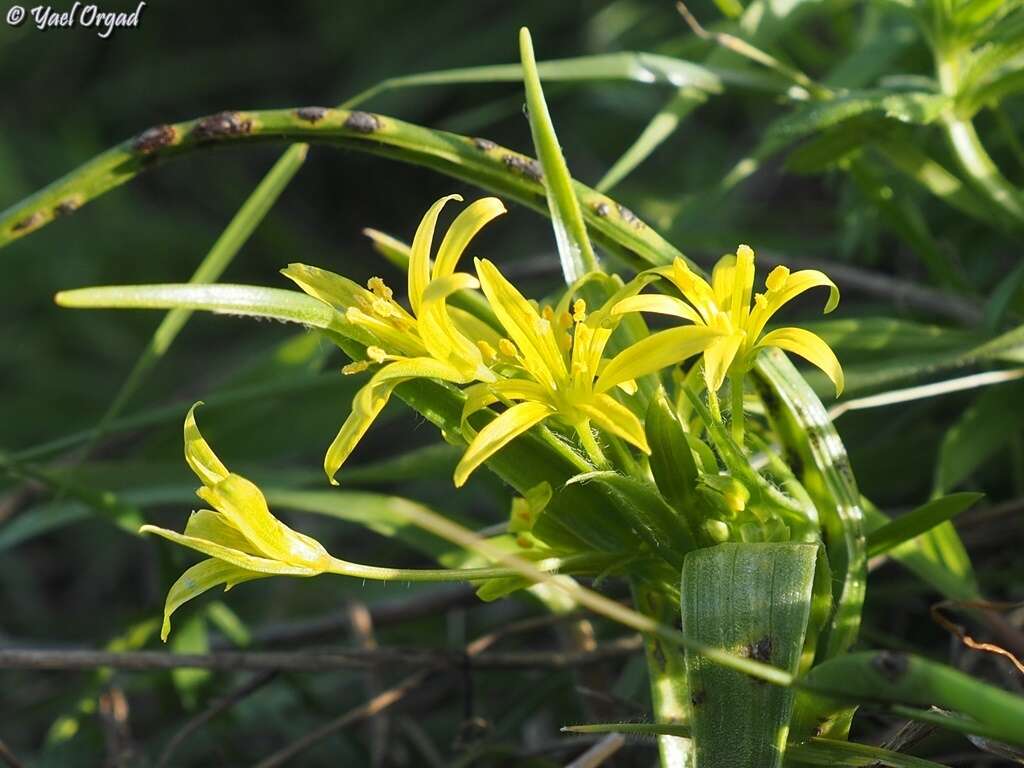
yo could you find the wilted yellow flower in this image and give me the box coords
[614,246,843,398]
[453,259,723,486]
[140,405,332,641]
[283,195,506,483]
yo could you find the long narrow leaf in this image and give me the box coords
[519,27,597,282]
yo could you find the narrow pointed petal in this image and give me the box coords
[140,524,316,576]
[612,294,704,325]
[702,331,744,394]
[579,394,650,453]
[454,401,553,487]
[433,197,506,280]
[184,404,228,487]
[747,269,839,340]
[759,327,845,396]
[326,357,468,483]
[475,258,566,387]
[731,244,756,327]
[183,509,259,554]
[595,326,723,393]
[419,272,489,376]
[460,379,549,436]
[158,559,264,641]
[711,253,736,308]
[409,194,462,314]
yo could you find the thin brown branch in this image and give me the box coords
[931,599,1024,676]
[252,668,433,768]
[157,671,277,768]
[565,733,626,768]
[0,636,642,673]
[346,602,387,768]
[0,740,25,768]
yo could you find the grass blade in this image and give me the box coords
[519,27,597,282]
[54,284,339,329]
[867,492,983,558]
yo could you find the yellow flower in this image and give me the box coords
[613,245,843,397]
[453,259,723,486]
[140,405,332,641]
[283,195,507,483]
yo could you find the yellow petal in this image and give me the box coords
[326,357,468,483]
[460,379,550,437]
[432,197,506,280]
[197,474,330,570]
[758,327,845,396]
[702,331,745,393]
[409,194,462,314]
[454,401,553,487]
[746,268,839,341]
[666,258,719,323]
[183,509,259,554]
[158,558,264,642]
[711,254,735,309]
[594,325,723,393]
[419,272,491,377]
[612,293,704,325]
[579,394,650,453]
[184,404,228,487]
[731,244,756,327]
[475,258,566,388]
[140,523,317,576]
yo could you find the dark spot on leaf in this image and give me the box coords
[593,202,610,217]
[691,690,705,706]
[12,212,43,232]
[296,106,328,123]
[192,112,252,141]
[344,111,379,134]
[132,124,176,154]
[55,197,81,216]
[503,154,543,182]
[472,137,497,151]
[748,636,773,662]
[617,203,642,228]
[872,651,908,682]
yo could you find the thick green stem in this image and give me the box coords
[936,50,1024,227]
[576,423,608,468]
[729,373,745,447]
[326,552,605,583]
[707,387,722,424]
[631,580,692,768]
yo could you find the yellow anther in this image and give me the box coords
[498,338,518,358]
[476,340,497,362]
[366,346,387,363]
[572,299,587,322]
[765,265,790,292]
[558,333,572,352]
[516,534,534,549]
[736,244,754,261]
[371,298,396,317]
[754,293,768,309]
[342,360,371,375]
[542,305,555,323]
[367,277,393,300]
[558,311,573,328]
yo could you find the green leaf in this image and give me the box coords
[681,542,819,768]
[519,27,598,282]
[562,725,950,767]
[768,92,950,145]
[799,651,1024,747]
[645,393,703,539]
[862,496,978,601]
[55,284,341,330]
[567,470,696,567]
[866,492,983,558]
[936,381,1024,493]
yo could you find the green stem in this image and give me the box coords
[936,50,1024,227]
[326,552,604,583]
[730,373,745,447]
[707,386,722,424]
[576,423,608,468]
